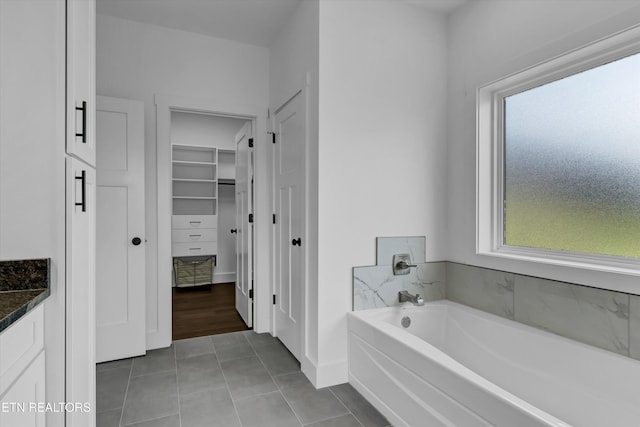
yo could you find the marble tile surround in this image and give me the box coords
[353,236,444,310]
[376,236,426,266]
[353,263,446,310]
[353,240,640,361]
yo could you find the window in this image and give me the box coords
[477,25,640,272]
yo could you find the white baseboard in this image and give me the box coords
[302,357,348,388]
[212,271,236,283]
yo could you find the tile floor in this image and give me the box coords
[96,330,391,427]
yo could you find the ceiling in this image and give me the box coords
[96,0,469,48]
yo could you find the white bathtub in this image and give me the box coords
[348,300,640,427]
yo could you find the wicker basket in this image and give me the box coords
[173,257,215,288]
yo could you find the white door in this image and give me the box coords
[95,96,146,363]
[273,92,305,359]
[235,122,253,327]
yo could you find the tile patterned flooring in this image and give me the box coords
[96,331,391,427]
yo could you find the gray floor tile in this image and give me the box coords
[97,358,133,372]
[273,372,312,389]
[244,331,280,348]
[211,331,249,346]
[131,346,176,377]
[220,356,278,400]
[122,414,180,427]
[330,384,389,427]
[96,367,131,412]
[177,353,226,395]
[179,388,241,427]
[96,408,122,427]
[174,336,215,360]
[281,382,348,424]
[254,341,300,376]
[121,371,179,426]
[214,337,255,362]
[306,414,365,427]
[235,391,301,427]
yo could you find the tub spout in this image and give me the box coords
[399,290,424,306]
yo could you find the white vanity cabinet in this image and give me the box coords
[0,306,46,427]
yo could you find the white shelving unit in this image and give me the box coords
[171,145,218,215]
[171,145,218,286]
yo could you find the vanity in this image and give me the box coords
[0,259,50,427]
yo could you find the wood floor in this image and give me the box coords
[172,282,250,340]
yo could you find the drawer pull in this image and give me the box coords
[76,101,87,143]
[189,221,201,224]
[75,170,86,212]
[189,248,202,251]
[189,234,201,238]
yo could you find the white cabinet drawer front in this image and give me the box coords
[172,215,216,229]
[172,228,217,243]
[0,305,44,392]
[172,242,217,257]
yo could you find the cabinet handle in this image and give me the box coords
[230,229,237,234]
[75,170,86,212]
[189,234,201,238]
[75,101,87,143]
[292,237,301,246]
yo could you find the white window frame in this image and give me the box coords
[477,24,640,275]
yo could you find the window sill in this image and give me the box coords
[478,246,640,278]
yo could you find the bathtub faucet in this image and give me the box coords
[398,290,424,306]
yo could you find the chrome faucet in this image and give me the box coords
[398,290,424,306]
[392,253,417,275]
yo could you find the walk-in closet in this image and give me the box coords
[169,110,251,340]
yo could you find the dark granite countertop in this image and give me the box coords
[0,259,50,334]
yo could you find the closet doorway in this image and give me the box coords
[168,110,253,341]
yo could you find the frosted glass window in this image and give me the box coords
[503,52,640,258]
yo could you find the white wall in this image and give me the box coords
[0,1,66,425]
[269,0,321,383]
[317,0,449,386]
[447,0,640,294]
[96,14,269,345]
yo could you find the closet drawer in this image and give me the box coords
[172,215,216,230]
[172,228,217,243]
[172,241,217,257]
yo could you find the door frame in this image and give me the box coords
[154,94,269,349]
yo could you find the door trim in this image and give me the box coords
[154,94,269,349]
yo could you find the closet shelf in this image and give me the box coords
[172,196,217,200]
[172,178,217,183]
[172,160,215,166]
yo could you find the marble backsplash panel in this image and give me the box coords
[376,236,426,266]
[353,262,445,310]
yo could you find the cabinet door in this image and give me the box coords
[66,0,96,166]
[0,352,46,427]
[66,157,96,427]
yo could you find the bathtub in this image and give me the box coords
[348,300,640,427]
